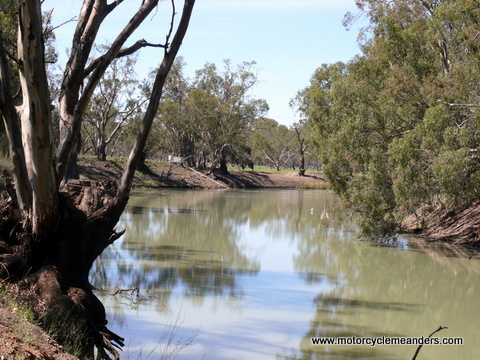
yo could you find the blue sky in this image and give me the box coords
[46,0,363,126]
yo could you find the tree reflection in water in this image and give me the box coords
[281,221,480,360]
[88,190,480,360]
[91,191,262,309]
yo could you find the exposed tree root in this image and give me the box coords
[403,201,480,248]
[0,181,126,359]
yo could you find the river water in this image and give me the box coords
[91,189,480,359]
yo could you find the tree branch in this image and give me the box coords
[47,16,77,35]
[116,0,196,209]
[165,0,176,53]
[105,97,148,145]
[105,0,125,16]
[83,39,167,78]
[411,326,448,360]
[57,0,108,182]
[0,32,32,213]
[57,0,161,183]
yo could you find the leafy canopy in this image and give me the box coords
[295,0,480,238]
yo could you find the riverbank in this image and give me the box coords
[78,159,479,248]
[403,201,480,248]
[77,158,329,190]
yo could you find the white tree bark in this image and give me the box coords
[17,0,58,235]
[1,0,196,235]
[0,35,32,214]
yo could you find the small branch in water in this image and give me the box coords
[411,325,448,360]
[109,286,140,296]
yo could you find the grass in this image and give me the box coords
[0,281,40,356]
[228,164,323,175]
[0,282,35,323]
[0,281,89,358]
[41,312,90,358]
[124,307,198,360]
[299,180,329,190]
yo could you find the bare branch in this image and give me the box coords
[57,0,109,182]
[57,0,161,182]
[105,98,149,145]
[84,39,167,78]
[47,16,78,35]
[411,326,448,360]
[105,0,125,16]
[165,0,176,53]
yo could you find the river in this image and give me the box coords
[91,189,480,359]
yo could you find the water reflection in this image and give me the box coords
[286,219,480,360]
[91,190,480,360]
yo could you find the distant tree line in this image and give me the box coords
[77,56,321,174]
[293,0,480,238]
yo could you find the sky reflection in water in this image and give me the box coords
[91,190,480,360]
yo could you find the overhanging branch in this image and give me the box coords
[46,16,77,35]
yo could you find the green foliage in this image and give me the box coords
[154,59,267,172]
[252,118,296,171]
[81,44,145,160]
[295,0,480,239]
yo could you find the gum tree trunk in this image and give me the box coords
[11,0,59,236]
[294,127,307,177]
[0,1,196,358]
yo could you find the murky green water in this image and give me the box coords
[91,189,480,359]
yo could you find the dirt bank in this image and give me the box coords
[77,158,328,190]
[0,304,78,360]
[403,201,480,248]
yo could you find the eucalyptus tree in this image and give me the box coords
[154,57,200,166]
[292,122,310,176]
[0,0,195,358]
[253,118,295,171]
[83,48,147,161]
[192,60,268,173]
[295,0,480,240]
